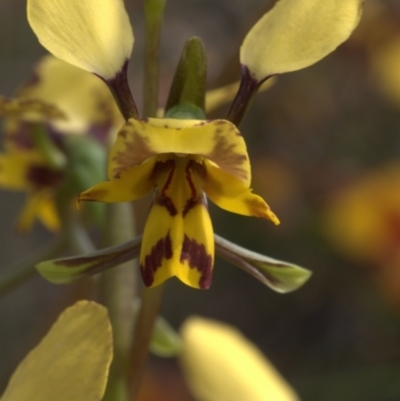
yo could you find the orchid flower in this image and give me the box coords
[0,56,122,232]
[27,0,363,289]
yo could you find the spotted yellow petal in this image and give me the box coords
[1,301,113,401]
[17,56,123,136]
[140,157,214,289]
[0,95,65,122]
[181,317,299,401]
[27,0,134,80]
[241,0,364,81]
[109,118,250,185]
[204,160,279,224]
[79,157,157,203]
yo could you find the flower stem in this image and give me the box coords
[101,202,137,401]
[106,61,140,120]
[128,284,165,400]
[226,65,266,127]
[143,0,166,117]
[0,238,66,298]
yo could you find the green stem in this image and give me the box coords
[0,238,66,298]
[101,202,137,401]
[143,0,166,117]
[32,123,66,169]
[128,284,165,400]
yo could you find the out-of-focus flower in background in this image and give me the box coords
[1,300,113,401]
[180,316,299,401]
[0,55,122,232]
[323,164,400,304]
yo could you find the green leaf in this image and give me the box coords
[36,236,142,283]
[151,316,182,357]
[214,234,312,293]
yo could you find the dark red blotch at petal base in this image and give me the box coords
[180,235,212,289]
[140,232,173,286]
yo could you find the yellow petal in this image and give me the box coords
[241,0,364,80]
[17,56,123,136]
[17,191,58,233]
[205,79,276,114]
[0,152,43,190]
[27,0,134,80]
[0,95,65,122]
[140,157,214,289]
[36,195,61,232]
[181,317,299,401]
[78,157,157,203]
[371,38,400,108]
[109,118,250,185]
[204,160,279,224]
[1,300,113,401]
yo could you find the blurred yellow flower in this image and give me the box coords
[180,317,299,401]
[1,300,113,401]
[323,164,400,264]
[0,56,122,232]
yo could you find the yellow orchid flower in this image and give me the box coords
[1,301,113,401]
[181,317,299,401]
[78,118,279,289]
[0,56,122,232]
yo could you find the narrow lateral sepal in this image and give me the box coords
[215,234,311,293]
[36,236,142,283]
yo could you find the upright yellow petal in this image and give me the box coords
[181,317,299,401]
[17,56,123,136]
[109,118,250,185]
[27,0,134,80]
[241,0,364,81]
[1,301,113,401]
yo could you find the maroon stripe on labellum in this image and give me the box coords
[140,232,173,286]
[26,164,64,189]
[182,159,205,217]
[180,235,213,289]
[154,159,178,216]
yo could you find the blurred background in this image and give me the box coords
[2,0,400,400]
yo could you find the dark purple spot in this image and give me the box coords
[140,233,173,286]
[26,164,64,189]
[180,235,213,289]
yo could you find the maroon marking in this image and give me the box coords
[140,232,173,286]
[207,132,248,181]
[180,235,213,289]
[111,124,153,178]
[152,159,178,216]
[182,160,206,216]
[26,164,64,189]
